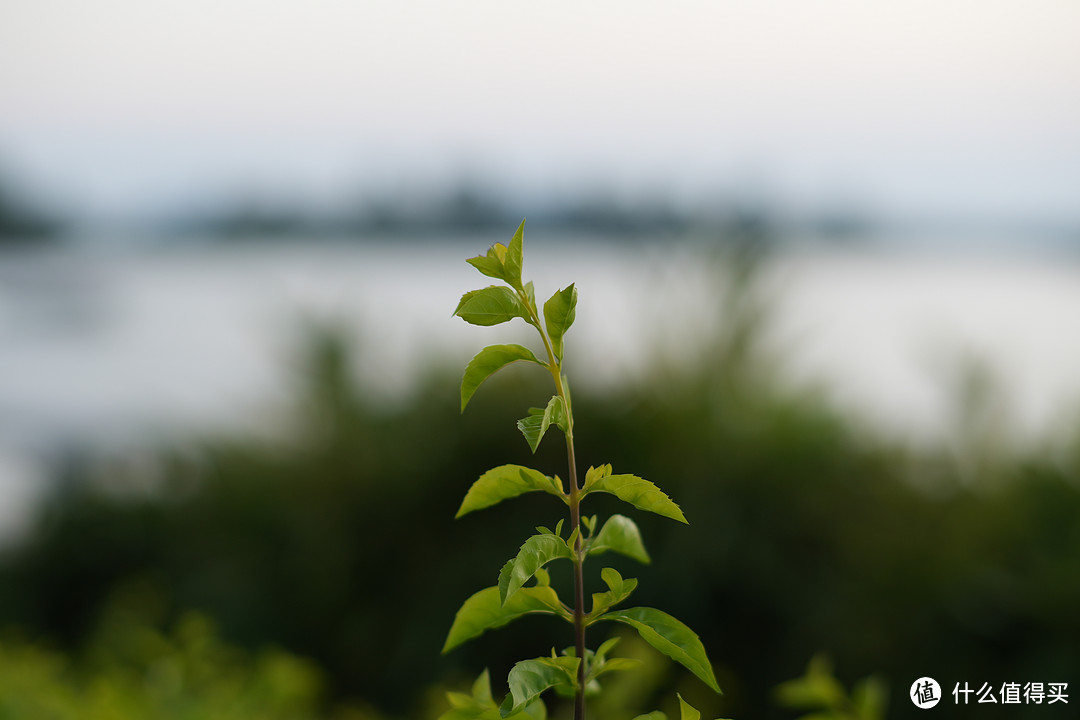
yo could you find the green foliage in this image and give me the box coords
[462,345,545,412]
[454,287,532,327]
[581,467,687,524]
[499,534,574,604]
[0,613,327,720]
[775,656,887,720]
[598,608,721,694]
[588,569,638,619]
[678,693,734,720]
[448,221,720,720]
[587,515,651,564]
[440,669,546,720]
[517,396,569,453]
[456,465,565,519]
[501,657,580,717]
[443,586,570,654]
[543,284,577,363]
[466,220,525,291]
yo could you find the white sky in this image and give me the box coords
[1,1,1078,224]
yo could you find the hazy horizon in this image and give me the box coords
[2,1,1078,234]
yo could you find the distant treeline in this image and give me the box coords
[0,176,62,244]
[167,183,871,244]
[3,162,1077,247]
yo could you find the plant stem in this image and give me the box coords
[567,434,586,720]
[523,294,586,720]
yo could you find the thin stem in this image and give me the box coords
[522,291,586,720]
[567,435,586,720]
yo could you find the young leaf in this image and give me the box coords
[591,657,643,680]
[461,344,544,412]
[503,218,525,290]
[500,534,574,604]
[588,515,650,564]
[497,559,515,598]
[500,657,579,717]
[443,585,570,653]
[588,567,639,619]
[466,248,510,284]
[677,694,700,720]
[543,284,577,363]
[455,286,530,327]
[593,636,621,664]
[473,670,495,704]
[599,607,721,693]
[439,669,548,720]
[583,635,643,681]
[464,220,526,291]
[630,713,667,720]
[456,465,565,519]
[582,473,687,524]
[524,281,536,313]
[516,396,568,453]
[583,464,613,491]
[565,526,581,554]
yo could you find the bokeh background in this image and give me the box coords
[1,2,1079,718]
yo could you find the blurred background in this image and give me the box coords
[1,2,1079,718]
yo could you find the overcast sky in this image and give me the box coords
[1,1,1078,226]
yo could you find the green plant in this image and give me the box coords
[441,221,724,720]
[775,655,887,720]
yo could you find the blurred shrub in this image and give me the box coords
[0,611,325,720]
[775,655,886,720]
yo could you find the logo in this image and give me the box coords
[912,677,942,709]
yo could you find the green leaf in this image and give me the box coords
[588,515,650,564]
[500,657,579,717]
[583,464,612,490]
[517,396,568,453]
[592,657,643,680]
[456,465,564,519]
[454,286,530,327]
[439,669,548,720]
[588,567,639,618]
[543,284,577,363]
[630,713,667,720]
[500,534,574,604]
[775,655,845,710]
[677,694,700,720]
[443,585,569,653]
[464,220,526,291]
[566,525,581,554]
[466,250,508,284]
[461,344,544,412]
[503,219,525,290]
[582,472,687,524]
[497,559,515,598]
[593,637,621,664]
[473,670,495,704]
[600,607,721,693]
